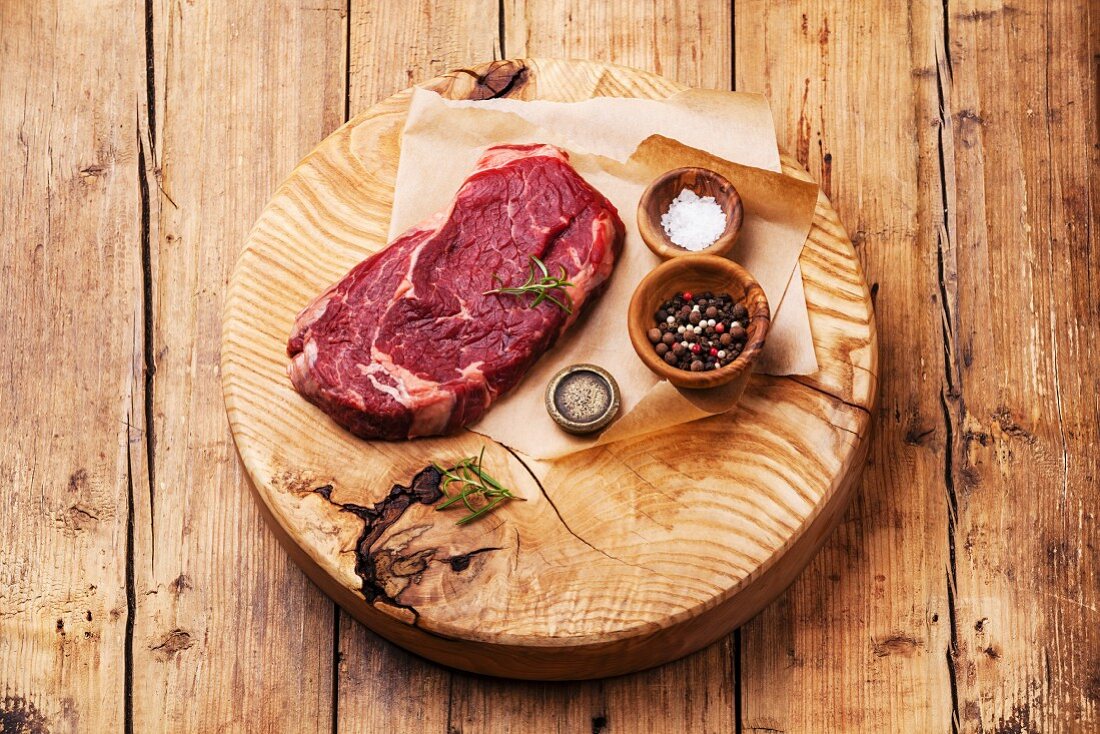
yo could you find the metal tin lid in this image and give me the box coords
[544,364,621,435]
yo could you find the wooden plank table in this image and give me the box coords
[1,1,1095,731]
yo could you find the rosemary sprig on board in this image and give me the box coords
[433,447,526,525]
[484,255,575,314]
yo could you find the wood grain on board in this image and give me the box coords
[0,3,143,732]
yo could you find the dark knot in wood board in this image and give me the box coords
[313,467,501,623]
[429,59,529,101]
[150,629,194,660]
[444,546,501,572]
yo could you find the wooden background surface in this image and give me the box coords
[1,1,1096,732]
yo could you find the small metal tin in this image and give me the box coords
[545,364,621,435]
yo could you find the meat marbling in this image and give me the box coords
[287,143,625,440]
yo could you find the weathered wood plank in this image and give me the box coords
[504,0,731,90]
[338,3,497,732]
[0,2,144,732]
[943,1,1099,730]
[349,0,503,113]
[735,1,954,731]
[336,622,452,734]
[128,2,346,731]
[446,677,601,734]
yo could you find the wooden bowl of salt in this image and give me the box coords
[637,167,744,259]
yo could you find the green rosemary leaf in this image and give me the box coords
[434,448,522,525]
[483,255,575,314]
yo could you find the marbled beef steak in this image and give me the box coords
[287,144,624,440]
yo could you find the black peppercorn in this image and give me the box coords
[649,291,752,374]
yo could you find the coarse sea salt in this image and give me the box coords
[660,188,727,251]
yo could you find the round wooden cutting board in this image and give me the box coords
[222,58,877,680]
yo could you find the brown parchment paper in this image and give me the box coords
[386,89,819,459]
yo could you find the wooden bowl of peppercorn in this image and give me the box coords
[628,255,769,390]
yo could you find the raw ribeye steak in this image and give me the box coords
[287,144,624,440]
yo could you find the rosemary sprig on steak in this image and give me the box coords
[484,255,575,314]
[433,447,525,525]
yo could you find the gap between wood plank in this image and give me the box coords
[128,0,158,729]
[331,605,340,734]
[127,91,153,734]
[733,627,743,734]
[344,0,352,122]
[142,0,157,546]
[730,0,736,92]
[933,2,961,731]
[125,412,136,734]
